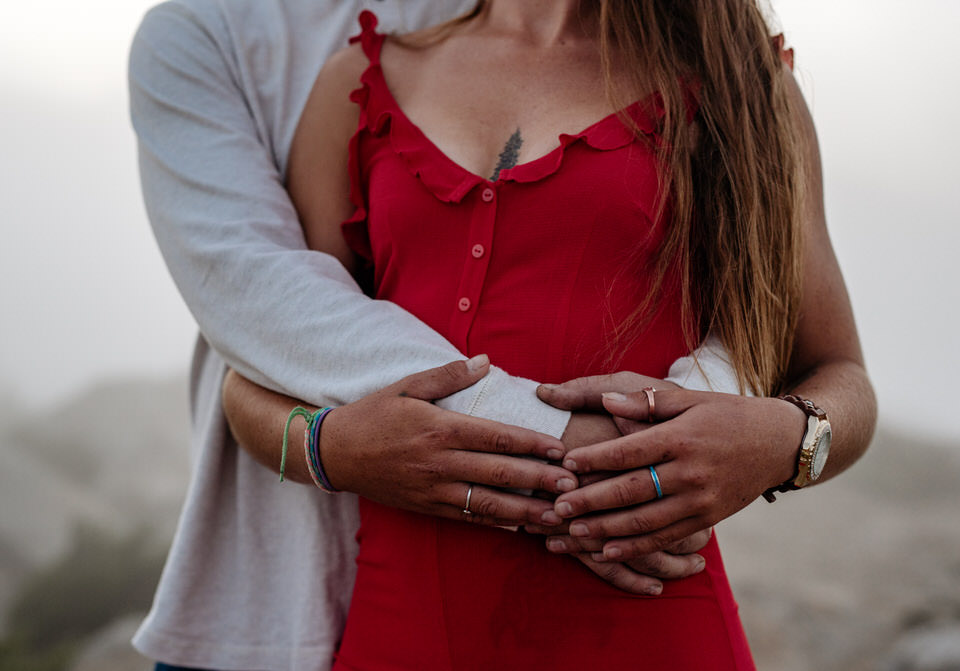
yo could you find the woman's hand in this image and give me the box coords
[546,387,806,561]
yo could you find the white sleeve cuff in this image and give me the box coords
[665,334,752,396]
[438,366,570,439]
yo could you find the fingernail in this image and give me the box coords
[541,510,562,525]
[602,392,628,402]
[540,383,558,391]
[546,448,563,461]
[645,583,663,596]
[604,546,623,559]
[556,477,576,492]
[465,353,489,373]
[563,459,578,471]
[569,522,589,537]
[694,555,706,573]
[546,537,567,552]
[556,502,574,517]
[590,552,607,562]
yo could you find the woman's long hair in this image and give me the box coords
[438,1,806,395]
[597,1,805,396]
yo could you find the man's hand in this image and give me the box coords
[224,356,579,528]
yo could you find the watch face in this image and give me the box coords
[811,424,832,479]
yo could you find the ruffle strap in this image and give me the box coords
[348,10,384,65]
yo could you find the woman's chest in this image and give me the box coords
[359,137,686,381]
[382,39,617,181]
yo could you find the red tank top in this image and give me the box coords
[334,12,756,671]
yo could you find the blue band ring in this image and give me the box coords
[649,466,663,499]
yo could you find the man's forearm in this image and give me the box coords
[129,4,568,437]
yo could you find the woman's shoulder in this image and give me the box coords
[312,42,369,104]
[291,44,367,183]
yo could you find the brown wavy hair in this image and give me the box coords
[421,1,806,395]
[597,1,805,396]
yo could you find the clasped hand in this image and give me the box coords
[318,359,713,594]
[531,373,805,563]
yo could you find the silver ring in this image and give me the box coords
[462,484,474,515]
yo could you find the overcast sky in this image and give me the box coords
[0,1,957,443]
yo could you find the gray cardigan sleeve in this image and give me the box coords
[128,3,571,436]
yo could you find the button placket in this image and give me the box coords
[448,185,499,350]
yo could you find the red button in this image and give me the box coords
[481,188,495,203]
[471,244,485,259]
[458,297,472,312]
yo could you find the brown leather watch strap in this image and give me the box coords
[761,394,826,503]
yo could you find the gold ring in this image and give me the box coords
[642,386,657,421]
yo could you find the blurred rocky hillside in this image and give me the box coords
[0,377,957,670]
[721,423,960,671]
[0,376,190,670]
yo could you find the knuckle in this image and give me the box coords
[599,563,622,583]
[686,468,708,489]
[694,489,719,514]
[609,444,630,470]
[634,552,665,575]
[649,531,674,551]
[411,459,445,481]
[537,472,555,492]
[492,431,514,454]
[612,480,636,507]
[424,425,454,448]
[440,361,463,383]
[471,495,499,518]
[630,513,655,535]
[489,462,512,487]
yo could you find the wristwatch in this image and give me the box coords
[762,394,832,502]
